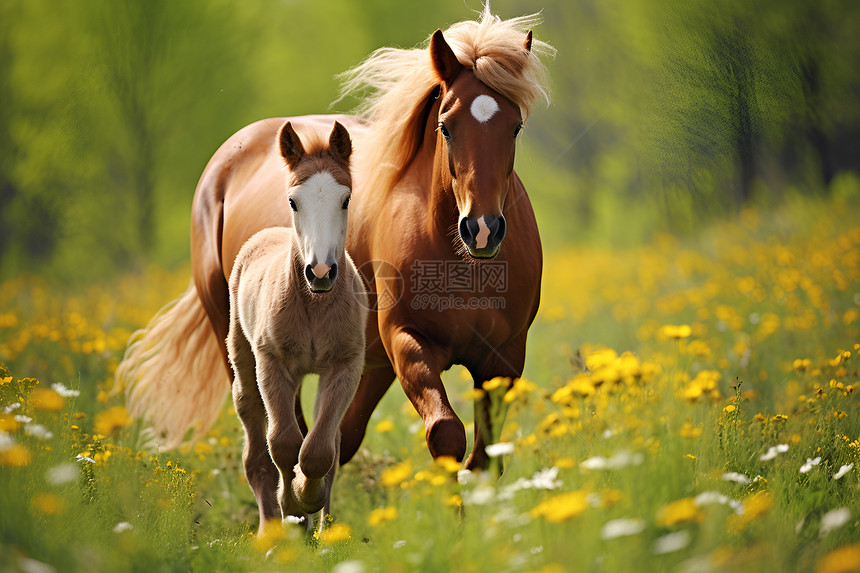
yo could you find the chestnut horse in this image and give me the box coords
[117,7,552,472]
[227,121,367,533]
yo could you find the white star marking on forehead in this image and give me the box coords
[470,95,499,123]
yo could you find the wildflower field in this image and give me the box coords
[1,192,859,573]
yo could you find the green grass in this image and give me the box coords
[1,193,859,572]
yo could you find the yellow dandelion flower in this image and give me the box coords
[253,519,288,552]
[446,494,463,507]
[817,543,860,573]
[367,506,398,527]
[727,491,772,532]
[680,422,703,439]
[723,405,736,414]
[0,414,20,432]
[555,457,576,469]
[793,358,811,373]
[32,492,65,515]
[93,406,132,435]
[320,523,351,544]
[375,419,394,434]
[30,388,65,411]
[380,459,412,487]
[656,497,703,527]
[482,376,511,392]
[661,324,692,340]
[271,547,296,564]
[531,490,591,523]
[1,376,12,385]
[0,444,31,466]
[462,388,486,401]
[434,456,461,473]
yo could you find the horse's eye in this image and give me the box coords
[342,196,350,209]
[438,122,451,141]
[514,122,523,138]
[289,198,297,212]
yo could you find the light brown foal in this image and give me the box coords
[227,121,367,535]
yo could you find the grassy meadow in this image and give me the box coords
[1,189,859,572]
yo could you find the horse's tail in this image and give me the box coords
[115,281,230,449]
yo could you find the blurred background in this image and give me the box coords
[1,0,859,283]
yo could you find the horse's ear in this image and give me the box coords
[429,29,462,86]
[329,121,352,164]
[278,121,305,170]
[524,30,533,53]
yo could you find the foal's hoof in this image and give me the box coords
[291,464,326,514]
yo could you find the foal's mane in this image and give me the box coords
[336,4,554,209]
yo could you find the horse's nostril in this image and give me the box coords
[459,217,472,242]
[329,263,338,282]
[305,264,316,283]
[495,215,506,242]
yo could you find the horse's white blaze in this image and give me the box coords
[476,216,491,249]
[470,95,500,123]
[290,171,350,273]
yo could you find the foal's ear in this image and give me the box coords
[329,121,352,164]
[278,121,305,170]
[429,29,462,86]
[524,30,533,53]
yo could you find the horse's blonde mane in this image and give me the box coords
[337,4,554,207]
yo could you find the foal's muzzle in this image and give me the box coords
[459,214,506,259]
[305,262,338,292]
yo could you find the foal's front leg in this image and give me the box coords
[255,351,306,521]
[293,355,363,514]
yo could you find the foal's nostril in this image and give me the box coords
[329,263,338,283]
[305,264,316,284]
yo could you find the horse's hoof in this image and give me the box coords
[291,464,326,514]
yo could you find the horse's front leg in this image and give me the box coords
[466,336,527,472]
[389,330,466,462]
[293,355,363,514]
[228,330,280,536]
[255,352,306,522]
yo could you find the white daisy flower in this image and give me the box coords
[51,383,80,398]
[46,463,79,486]
[113,522,133,533]
[721,472,751,485]
[653,530,691,554]
[834,464,853,480]
[760,444,789,461]
[485,442,515,457]
[819,508,850,537]
[0,431,15,452]
[600,518,646,540]
[24,424,53,440]
[799,457,822,473]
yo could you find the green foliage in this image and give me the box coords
[2,1,859,279]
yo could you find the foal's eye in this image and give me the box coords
[438,122,451,141]
[514,122,524,138]
[289,198,297,212]
[342,196,350,209]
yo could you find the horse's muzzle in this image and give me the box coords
[305,262,338,292]
[459,214,506,258]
